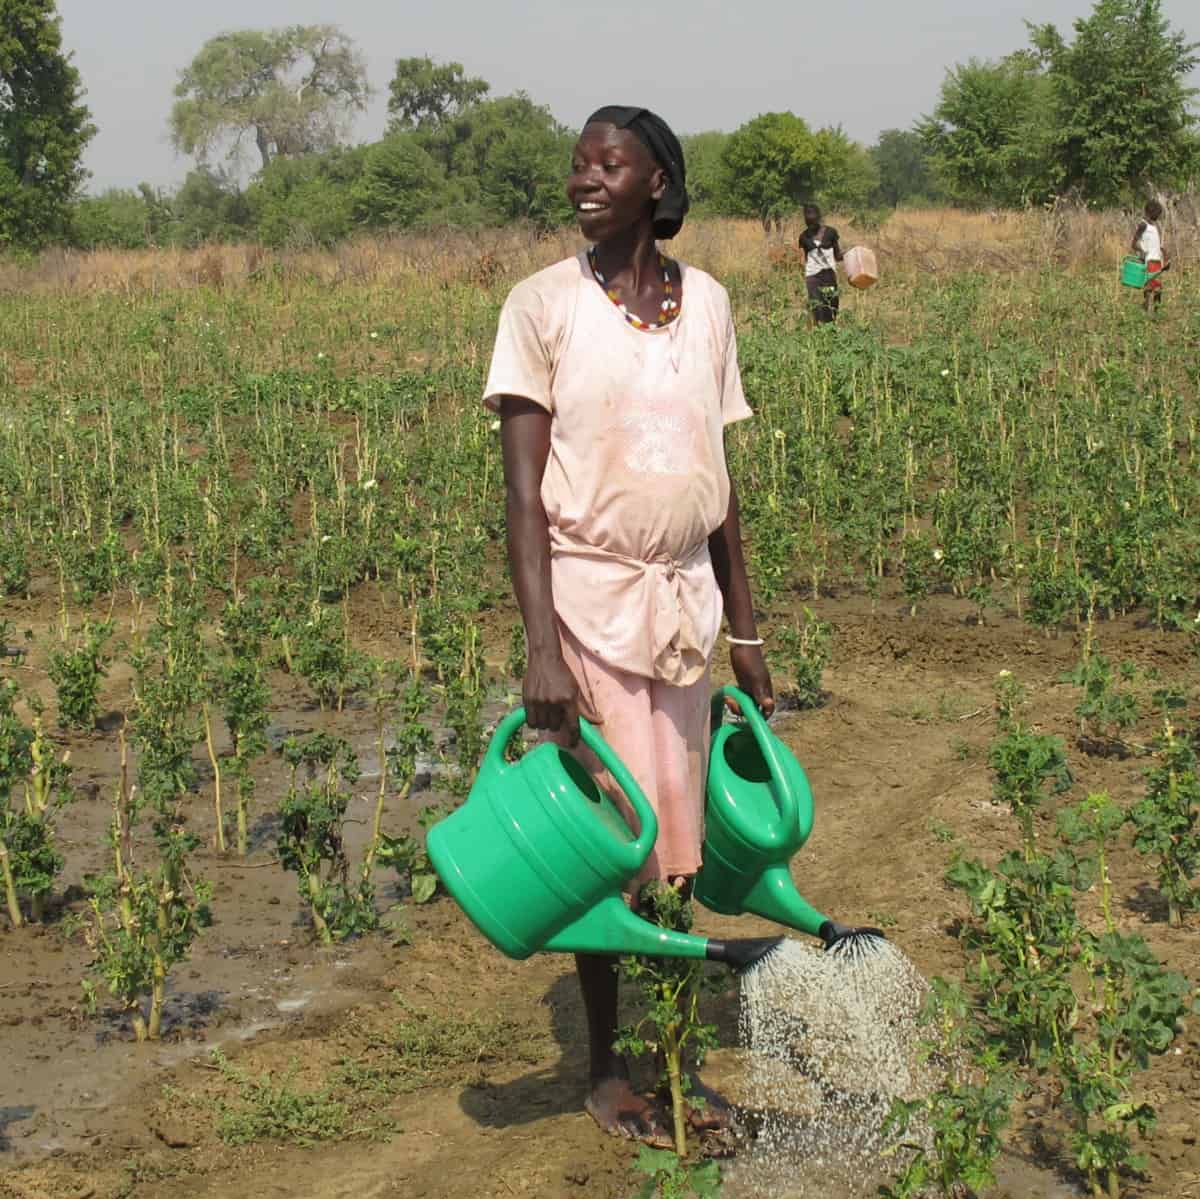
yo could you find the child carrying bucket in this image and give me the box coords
[485,105,774,1147]
[1132,199,1169,313]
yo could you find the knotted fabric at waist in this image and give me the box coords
[548,527,721,686]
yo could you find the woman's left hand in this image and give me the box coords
[729,644,775,718]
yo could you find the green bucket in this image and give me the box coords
[1120,256,1149,288]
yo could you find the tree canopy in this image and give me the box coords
[1029,0,1199,204]
[386,56,489,131]
[169,25,370,172]
[0,0,94,249]
[920,0,1198,206]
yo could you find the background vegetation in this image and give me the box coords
[2,0,1196,254]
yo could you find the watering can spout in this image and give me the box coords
[544,895,710,960]
[739,865,830,940]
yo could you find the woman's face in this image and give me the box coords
[567,123,664,242]
[804,207,821,229]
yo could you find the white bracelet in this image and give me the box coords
[726,635,765,647]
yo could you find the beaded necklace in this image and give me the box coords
[587,247,680,331]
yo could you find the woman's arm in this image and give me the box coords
[1132,221,1147,253]
[708,480,774,716]
[500,395,594,742]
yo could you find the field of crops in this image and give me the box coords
[2,213,1200,1199]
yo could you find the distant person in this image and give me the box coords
[799,203,843,325]
[1132,200,1169,314]
[486,105,773,1146]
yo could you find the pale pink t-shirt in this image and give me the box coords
[485,252,751,686]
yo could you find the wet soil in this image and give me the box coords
[3,587,1200,1199]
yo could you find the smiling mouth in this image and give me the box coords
[576,202,609,213]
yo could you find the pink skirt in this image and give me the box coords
[552,624,711,888]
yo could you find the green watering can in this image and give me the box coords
[426,709,782,972]
[695,686,883,956]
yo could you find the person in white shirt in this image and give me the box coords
[799,203,844,325]
[1132,199,1168,313]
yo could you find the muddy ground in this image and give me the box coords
[2,588,1199,1199]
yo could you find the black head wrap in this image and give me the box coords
[584,105,689,240]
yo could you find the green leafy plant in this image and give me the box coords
[0,686,73,925]
[46,618,114,730]
[770,607,832,709]
[1065,652,1139,749]
[82,731,212,1041]
[630,1145,723,1199]
[617,882,720,1160]
[277,732,376,942]
[880,980,1017,1199]
[1127,718,1200,927]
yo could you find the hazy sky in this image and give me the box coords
[58,0,1200,193]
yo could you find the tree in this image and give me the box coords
[170,25,370,173]
[720,112,824,228]
[386,56,489,132]
[680,131,729,216]
[417,94,573,227]
[0,0,94,249]
[353,134,447,229]
[245,146,364,246]
[1029,0,1199,203]
[917,53,1059,207]
[813,126,880,212]
[870,129,938,207]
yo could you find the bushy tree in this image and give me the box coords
[353,134,447,229]
[1029,0,1199,203]
[814,126,881,212]
[917,52,1059,207]
[386,55,489,132]
[0,0,95,249]
[170,25,370,173]
[245,146,365,246]
[720,112,824,227]
[680,130,730,216]
[870,129,939,207]
[71,184,171,249]
[171,168,252,244]
[418,93,573,227]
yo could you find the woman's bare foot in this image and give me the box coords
[681,1075,736,1134]
[585,1076,673,1148]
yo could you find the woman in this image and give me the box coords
[1132,199,1168,314]
[484,106,774,1145]
[799,203,843,325]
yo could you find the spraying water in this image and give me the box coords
[726,937,930,1199]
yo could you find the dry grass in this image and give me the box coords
[1,201,1195,296]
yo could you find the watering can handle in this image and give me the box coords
[486,709,659,863]
[712,685,799,830]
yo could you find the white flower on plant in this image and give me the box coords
[774,429,786,440]
[490,419,501,433]
[321,534,332,543]
[932,548,944,562]
[369,331,379,340]
[941,369,950,377]
[362,478,378,491]
[998,669,1012,678]
[317,351,326,360]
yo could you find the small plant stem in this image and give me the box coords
[665,1017,688,1159]
[363,713,389,881]
[149,954,166,1041]
[1098,843,1114,934]
[203,703,226,855]
[131,1008,149,1043]
[236,771,249,858]
[0,843,24,928]
[1107,1167,1120,1199]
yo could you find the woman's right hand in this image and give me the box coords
[523,649,600,746]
